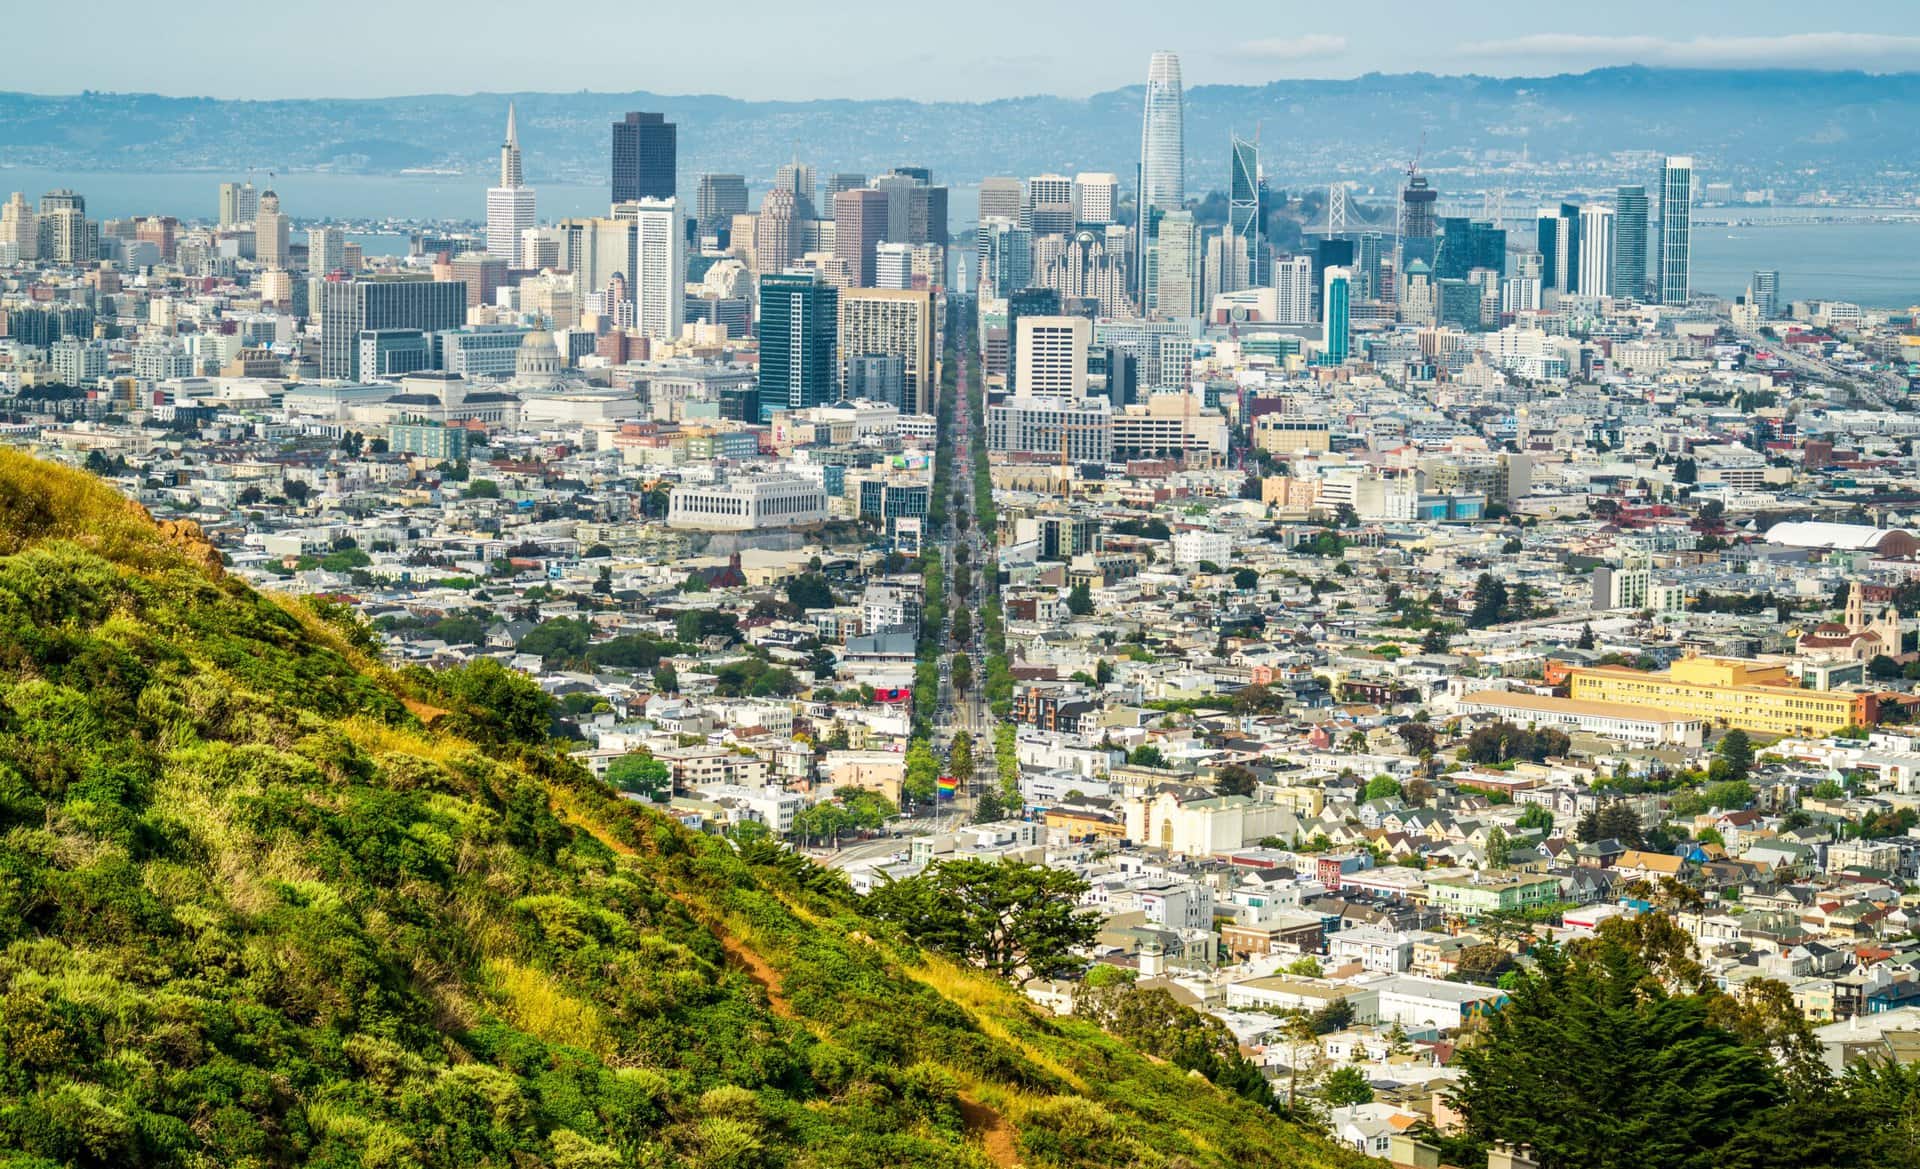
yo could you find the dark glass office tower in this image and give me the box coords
[1614,185,1650,301]
[757,271,838,420]
[612,112,676,202]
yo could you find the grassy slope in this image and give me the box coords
[0,451,1371,1169]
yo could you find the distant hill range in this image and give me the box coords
[3,67,1916,195]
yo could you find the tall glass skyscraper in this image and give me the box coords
[1659,156,1694,307]
[1322,267,1351,364]
[1138,51,1184,306]
[1226,133,1261,292]
[1613,185,1650,301]
[756,271,838,420]
[1140,52,1185,213]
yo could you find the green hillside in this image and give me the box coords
[0,450,1369,1169]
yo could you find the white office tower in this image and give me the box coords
[1577,204,1616,298]
[521,226,562,270]
[625,197,686,342]
[978,177,1023,222]
[1140,52,1185,214]
[308,226,346,276]
[487,103,536,263]
[875,242,914,289]
[1016,315,1091,401]
[1073,173,1118,226]
[1272,253,1313,324]
[1027,174,1075,235]
[1659,155,1693,307]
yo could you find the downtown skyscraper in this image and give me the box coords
[612,112,676,203]
[1614,184,1650,301]
[1659,156,1694,307]
[486,103,535,262]
[1226,133,1261,292]
[1138,51,1184,309]
[757,271,838,420]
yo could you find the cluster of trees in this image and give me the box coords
[792,787,897,844]
[1465,573,1544,629]
[1463,721,1572,765]
[1439,918,1920,1169]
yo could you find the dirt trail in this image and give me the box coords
[957,1097,1020,1168]
[711,928,796,1018]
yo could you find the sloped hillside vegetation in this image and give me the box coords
[0,450,1370,1169]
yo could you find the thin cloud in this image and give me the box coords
[1228,35,1349,63]
[1456,32,1920,71]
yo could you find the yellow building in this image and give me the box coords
[1253,415,1332,455]
[1567,655,1872,737]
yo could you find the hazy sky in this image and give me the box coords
[12,2,1920,100]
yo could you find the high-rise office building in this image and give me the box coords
[979,177,1023,222]
[773,161,817,217]
[317,274,467,380]
[36,190,95,265]
[1027,174,1075,236]
[1613,185,1650,301]
[1536,204,1580,294]
[1139,52,1185,214]
[1659,156,1694,307]
[833,188,890,288]
[1072,173,1118,227]
[1138,51,1185,299]
[254,190,289,269]
[1273,254,1314,324]
[874,242,914,290]
[218,182,241,227]
[1038,230,1129,319]
[980,220,1033,299]
[1400,172,1438,267]
[611,112,676,202]
[838,287,937,413]
[308,226,346,277]
[1438,217,1501,282]
[754,187,801,275]
[1150,210,1199,320]
[1577,204,1616,298]
[486,103,536,263]
[756,271,838,419]
[1322,266,1351,364]
[826,173,866,200]
[218,180,259,227]
[1226,133,1260,294]
[1006,287,1062,394]
[696,174,748,240]
[909,184,948,247]
[1354,232,1386,302]
[1,193,38,261]
[1750,270,1781,318]
[617,197,686,341]
[1016,315,1091,401]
